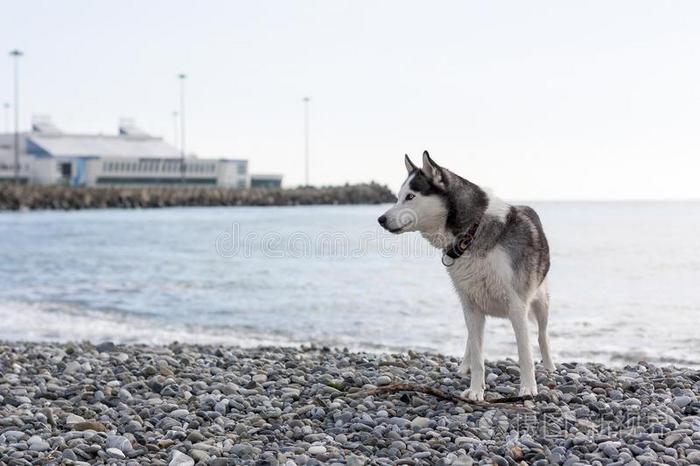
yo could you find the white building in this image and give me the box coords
[0,119,249,188]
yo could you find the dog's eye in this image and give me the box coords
[405,193,415,201]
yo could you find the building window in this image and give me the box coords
[237,163,246,174]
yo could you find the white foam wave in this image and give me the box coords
[0,300,297,347]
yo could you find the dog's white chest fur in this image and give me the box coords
[446,245,514,317]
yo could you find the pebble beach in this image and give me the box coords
[1,342,700,466]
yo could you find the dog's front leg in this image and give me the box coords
[457,345,470,376]
[457,306,472,376]
[461,309,485,401]
[509,301,538,396]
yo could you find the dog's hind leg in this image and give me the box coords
[531,284,555,371]
[509,299,538,397]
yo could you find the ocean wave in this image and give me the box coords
[0,300,431,355]
[0,300,297,347]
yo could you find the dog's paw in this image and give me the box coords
[519,384,538,397]
[457,361,471,376]
[461,388,485,401]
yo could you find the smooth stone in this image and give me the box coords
[170,409,189,418]
[107,447,126,459]
[308,445,327,455]
[29,439,51,452]
[346,455,367,466]
[410,416,431,429]
[96,341,116,352]
[73,420,107,432]
[66,414,86,425]
[672,396,692,408]
[665,433,684,446]
[64,361,82,374]
[687,451,700,465]
[186,431,205,442]
[231,443,254,458]
[3,430,25,442]
[190,449,210,462]
[169,450,195,466]
[106,435,132,453]
[376,375,392,386]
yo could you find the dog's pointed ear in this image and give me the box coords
[421,150,447,189]
[404,154,418,173]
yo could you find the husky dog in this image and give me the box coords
[378,151,553,400]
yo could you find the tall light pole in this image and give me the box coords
[171,110,179,148]
[10,49,23,184]
[2,102,9,134]
[178,73,186,183]
[303,96,310,186]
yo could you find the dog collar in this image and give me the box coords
[441,223,479,267]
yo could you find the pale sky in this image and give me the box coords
[2,1,700,199]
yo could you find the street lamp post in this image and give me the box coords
[10,49,23,184]
[172,110,179,149]
[178,74,186,183]
[303,97,310,186]
[2,102,9,134]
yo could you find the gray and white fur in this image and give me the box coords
[378,151,553,400]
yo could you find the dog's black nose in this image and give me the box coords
[377,215,387,226]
